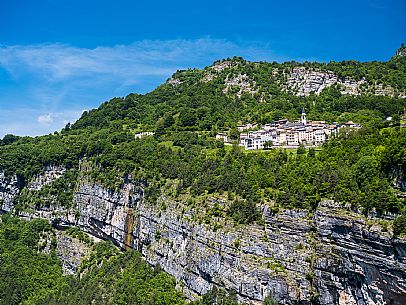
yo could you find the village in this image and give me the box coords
[216,109,361,150]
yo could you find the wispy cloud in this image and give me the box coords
[0,39,288,82]
[0,108,84,137]
[37,113,54,124]
[0,38,292,138]
[36,111,83,126]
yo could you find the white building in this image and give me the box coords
[135,132,155,139]
[216,133,229,142]
[218,109,361,150]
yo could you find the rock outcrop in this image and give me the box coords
[54,231,92,274]
[27,165,66,191]
[314,201,406,305]
[284,67,404,98]
[223,74,258,98]
[1,173,405,305]
[40,230,92,275]
[285,67,367,97]
[0,171,20,212]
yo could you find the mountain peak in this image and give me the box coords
[395,43,406,57]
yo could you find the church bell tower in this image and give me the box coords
[301,108,307,125]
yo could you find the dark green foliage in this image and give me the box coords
[297,144,306,155]
[393,215,406,236]
[66,226,94,246]
[227,199,262,224]
[0,215,63,305]
[0,54,405,219]
[67,56,406,134]
[1,134,20,145]
[2,125,405,220]
[264,294,279,305]
[228,128,240,141]
[0,53,404,305]
[40,247,186,305]
[173,132,199,147]
[192,287,240,305]
[0,215,186,305]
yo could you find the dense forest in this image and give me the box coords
[1,48,406,304]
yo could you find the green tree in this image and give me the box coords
[263,141,273,150]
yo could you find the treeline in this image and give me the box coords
[0,215,64,305]
[0,215,184,305]
[38,243,185,305]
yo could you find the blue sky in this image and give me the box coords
[0,0,405,137]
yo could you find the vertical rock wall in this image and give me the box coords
[72,183,406,305]
[1,173,405,305]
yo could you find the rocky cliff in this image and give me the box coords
[170,60,405,99]
[285,67,367,97]
[0,171,20,211]
[1,170,405,305]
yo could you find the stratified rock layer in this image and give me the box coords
[1,171,405,304]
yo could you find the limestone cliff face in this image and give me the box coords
[27,165,66,191]
[0,171,20,212]
[314,202,406,305]
[71,183,406,305]
[1,172,405,305]
[284,67,403,98]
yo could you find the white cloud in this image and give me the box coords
[0,39,289,84]
[37,113,54,124]
[0,108,84,138]
[0,38,297,137]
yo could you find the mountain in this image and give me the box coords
[71,51,406,133]
[0,47,406,305]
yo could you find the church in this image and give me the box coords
[235,109,360,150]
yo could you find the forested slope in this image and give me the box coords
[0,46,406,305]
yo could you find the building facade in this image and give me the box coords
[218,109,361,150]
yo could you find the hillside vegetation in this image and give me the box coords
[1,50,406,218]
[0,47,406,303]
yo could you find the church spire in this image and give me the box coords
[301,107,307,125]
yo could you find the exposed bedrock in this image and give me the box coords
[1,172,405,304]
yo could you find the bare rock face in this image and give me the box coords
[27,165,66,191]
[41,231,92,275]
[202,60,240,83]
[75,183,142,248]
[167,77,183,86]
[1,174,406,304]
[314,200,406,305]
[286,67,367,97]
[70,183,406,305]
[285,67,405,98]
[223,74,258,98]
[55,231,92,275]
[0,171,20,212]
[56,183,313,303]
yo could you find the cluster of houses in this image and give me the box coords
[135,131,155,139]
[216,109,361,150]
